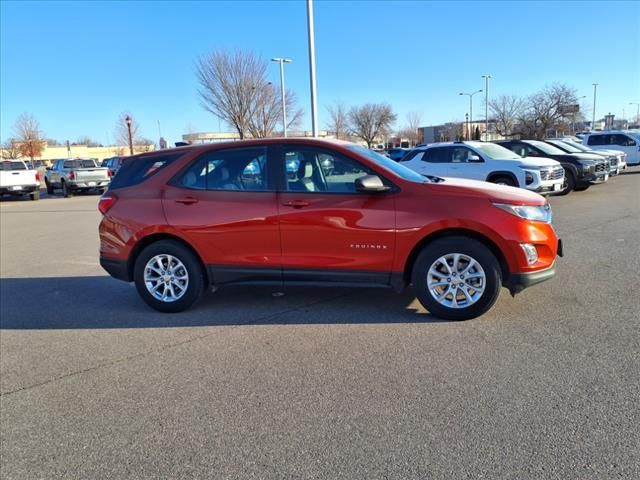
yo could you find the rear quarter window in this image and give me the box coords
[109,153,183,190]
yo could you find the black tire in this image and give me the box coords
[29,190,40,201]
[557,169,575,196]
[411,236,502,321]
[491,176,517,187]
[61,180,71,198]
[574,185,590,192]
[45,179,54,194]
[133,240,205,313]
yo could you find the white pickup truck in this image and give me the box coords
[0,160,41,200]
[44,158,111,197]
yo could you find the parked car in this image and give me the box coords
[496,140,609,195]
[400,141,564,194]
[545,139,620,175]
[103,156,125,176]
[98,138,563,320]
[549,138,627,171]
[386,148,408,162]
[44,158,112,197]
[0,160,40,200]
[581,131,640,166]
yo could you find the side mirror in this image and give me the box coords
[355,175,391,193]
[468,155,483,162]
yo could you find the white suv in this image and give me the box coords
[400,141,565,194]
[581,131,640,166]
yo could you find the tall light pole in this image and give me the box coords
[630,102,640,125]
[482,75,491,140]
[459,90,482,140]
[271,58,292,137]
[592,83,599,131]
[125,115,133,155]
[306,0,318,137]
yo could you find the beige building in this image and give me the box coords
[2,143,155,163]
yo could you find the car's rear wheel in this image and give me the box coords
[45,179,54,194]
[29,190,40,201]
[411,237,501,321]
[134,240,205,313]
[61,180,71,197]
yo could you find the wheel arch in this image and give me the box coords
[486,171,519,186]
[402,228,510,287]
[127,233,209,285]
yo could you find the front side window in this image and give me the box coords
[283,147,374,193]
[612,134,636,146]
[450,147,478,163]
[175,147,268,191]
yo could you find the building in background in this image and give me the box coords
[1,143,155,163]
[182,131,331,144]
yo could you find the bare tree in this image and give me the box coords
[196,49,268,139]
[348,103,397,148]
[248,84,303,138]
[114,112,140,147]
[1,138,21,159]
[518,84,579,138]
[13,113,45,161]
[401,110,422,146]
[441,121,464,142]
[489,95,523,137]
[75,136,102,147]
[325,103,349,139]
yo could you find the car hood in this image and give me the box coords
[596,149,625,156]
[518,156,560,168]
[428,177,545,205]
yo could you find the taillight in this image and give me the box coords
[98,193,117,215]
[107,169,113,177]
[35,171,40,182]
[69,170,75,180]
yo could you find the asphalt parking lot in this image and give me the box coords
[1,171,639,479]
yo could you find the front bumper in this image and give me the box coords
[504,239,562,295]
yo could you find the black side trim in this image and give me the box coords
[504,263,556,296]
[100,257,131,282]
[207,265,395,289]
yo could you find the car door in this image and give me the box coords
[610,134,639,164]
[447,146,486,180]
[51,160,62,185]
[409,147,451,177]
[162,146,282,284]
[276,145,396,282]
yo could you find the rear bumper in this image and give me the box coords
[70,180,110,190]
[100,256,131,282]
[0,185,37,194]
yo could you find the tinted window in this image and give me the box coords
[284,147,375,193]
[175,147,268,191]
[0,161,26,171]
[425,147,452,163]
[345,145,427,183]
[399,150,422,162]
[611,134,636,146]
[587,134,607,146]
[109,153,183,190]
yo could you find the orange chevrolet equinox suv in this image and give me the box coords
[98,139,563,320]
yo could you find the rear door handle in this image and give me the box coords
[175,197,199,205]
[282,200,310,208]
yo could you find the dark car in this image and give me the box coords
[103,156,124,176]
[495,140,608,195]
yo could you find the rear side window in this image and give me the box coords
[399,150,422,162]
[1,161,26,171]
[424,147,452,163]
[109,153,183,190]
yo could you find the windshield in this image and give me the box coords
[526,140,567,155]
[628,131,640,141]
[347,145,429,183]
[474,143,521,160]
[547,140,582,153]
[561,140,590,152]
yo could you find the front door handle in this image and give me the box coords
[175,197,199,205]
[282,200,310,208]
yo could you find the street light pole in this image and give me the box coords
[630,102,640,125]
[482,75,491,141]
[125,115,133,155]
[459,90,482,140]
[306,0,318,137]
[592,83,599,131]
[271,58,292,137]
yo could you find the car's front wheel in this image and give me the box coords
[412,237,502,321]
[134,240,205,313]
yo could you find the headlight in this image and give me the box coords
[493,202,552,223]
